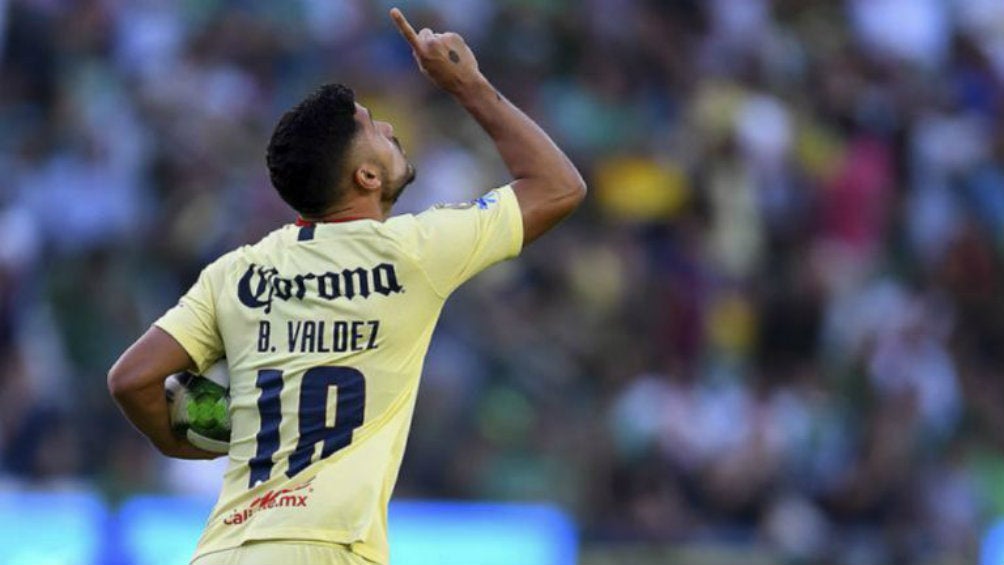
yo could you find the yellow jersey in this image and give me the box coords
[154,186,523,564]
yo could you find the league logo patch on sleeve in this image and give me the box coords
[434,190,500,211]
[433,201,476,210]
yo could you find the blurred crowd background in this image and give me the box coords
[1,0,1004,564]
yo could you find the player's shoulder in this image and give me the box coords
[381,211,420,235]
[202,226,295,277]
[394,184,513,222]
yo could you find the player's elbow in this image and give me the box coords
[107,368,128,401]
[554,171,587,214]
[527,162,586,212]
[107,361,140,401]
[566,173,587,207]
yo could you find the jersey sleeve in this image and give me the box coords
[154,261,225,375]
[411,184,524,296]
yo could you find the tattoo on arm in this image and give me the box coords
[449,50,460,63]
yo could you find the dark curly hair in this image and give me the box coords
[266,84,359,215]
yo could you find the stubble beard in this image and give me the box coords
[383,162,417,206]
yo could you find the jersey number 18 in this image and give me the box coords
[247,366,366,488]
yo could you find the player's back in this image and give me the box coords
[154,186,523,564]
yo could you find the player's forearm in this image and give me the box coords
[110,378,171,446]
[110,381,214,459]
[389,7,585,243]
[109,327,220,459]
[453,76,585,199]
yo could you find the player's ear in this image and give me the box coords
[353,162,382,192]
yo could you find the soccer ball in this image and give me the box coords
[165,360,231,454]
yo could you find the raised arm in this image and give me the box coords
[390,8,586,246]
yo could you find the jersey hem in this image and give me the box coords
[192,530,387,564]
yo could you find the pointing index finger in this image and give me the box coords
[390,8,420,48]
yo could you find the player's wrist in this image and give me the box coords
[154,434,220,460]
[449,73,493,105]
[151,433,185,456]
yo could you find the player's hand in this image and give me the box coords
[390,8,483,95]
[155,434,223,460]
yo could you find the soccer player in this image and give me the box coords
[108,7,585,565]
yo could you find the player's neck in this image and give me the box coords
[299,198,385,225]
